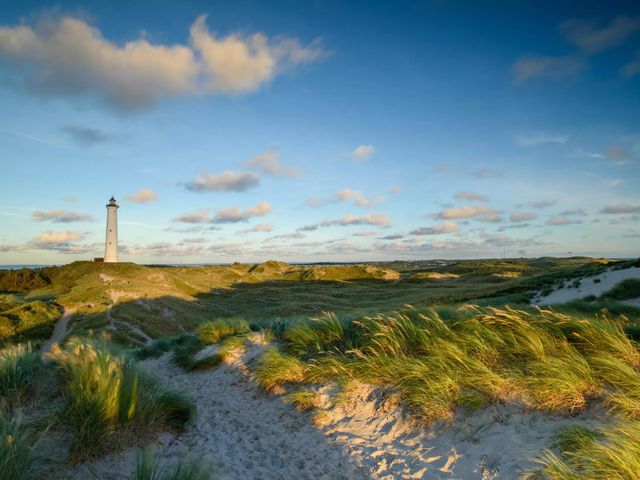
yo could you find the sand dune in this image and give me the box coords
[533,266,640,306]
[64,338,609,479]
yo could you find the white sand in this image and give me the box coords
[62,340,608,480]
[533,266,640,306]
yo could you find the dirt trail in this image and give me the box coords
[40,306,75,357]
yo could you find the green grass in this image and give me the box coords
[287,387,322,411]
[535,422,640,479]
[257,305,640,423]
[196,318,249,344]
[132,448,211,480]
[602,279,640,301]
[0,411,37,480]
[0,343,42,407]
[0,301,61,343]
[52,338,194,459]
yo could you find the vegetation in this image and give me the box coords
[603,279,640,301]
[132,448,211,480]
[0,343,42,406]
[0,411,37,480]
[52,338,194,458]
[256,306,640,422]
[0,301,61,343]
[535,422,640,479]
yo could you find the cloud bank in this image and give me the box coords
[0,14,325,111]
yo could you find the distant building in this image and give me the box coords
[93,257,104,263]
[104,196,119,263]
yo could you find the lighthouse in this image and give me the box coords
[104,196,119,263]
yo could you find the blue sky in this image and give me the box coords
[1,0,639,264]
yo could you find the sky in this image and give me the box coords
[0,0,639,265]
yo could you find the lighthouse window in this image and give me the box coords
[109,229,112,232]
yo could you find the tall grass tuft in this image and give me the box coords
[0,343,42,407]
[0,411,36,480]
[53,338,194,458]
[255,348,306,392]
[264,305,640,423]
[535,422,640,479]
[132,448,211,480]
[196,318,249,345]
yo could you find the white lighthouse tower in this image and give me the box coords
[104,196,119,263]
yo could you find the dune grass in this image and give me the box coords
[535,422,640,479]
[0,343,42,407]
[256,306,640,423]
[602,279,640,301]
[52,338,194,458]
[196,318,249,345]
[0,411,36,480]
[132,448,211,480]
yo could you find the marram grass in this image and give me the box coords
[0,411,36,480]
[52,338,194,458]
[0,343,42,407]
[257,306,640,421]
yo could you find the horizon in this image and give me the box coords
[1,1,639,264]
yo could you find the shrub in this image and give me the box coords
[53,338,194,458]
[0,344,42,407]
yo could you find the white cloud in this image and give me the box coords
[125,188,158,204]
[454,191,487,201]
[350,144,375,160]
[244,148,299,177]
[546,216,583,226]
[323,213,389,227]
[299,213,390,231]
[599,203,640,215]
[241,223,273,233]
[214,202,272,223]
[515,133,568,147]
[410,221,460,235]
[31,230,83,244]
[561,16,640,53]
[0,15,325,111]
[185,171,259,192]
[510,212,537,223]
[512,55,584,84]
[32,210,92,223]
[173,202,272,224]
[333,188,383,207]
[437,205,501,222]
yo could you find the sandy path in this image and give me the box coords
[64,346,369,480]
[533,266,640,305]
[62,342,610,480]
[41,306,75,357]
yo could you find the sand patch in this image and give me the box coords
[533,266,640,305]
[62,343,610,479]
